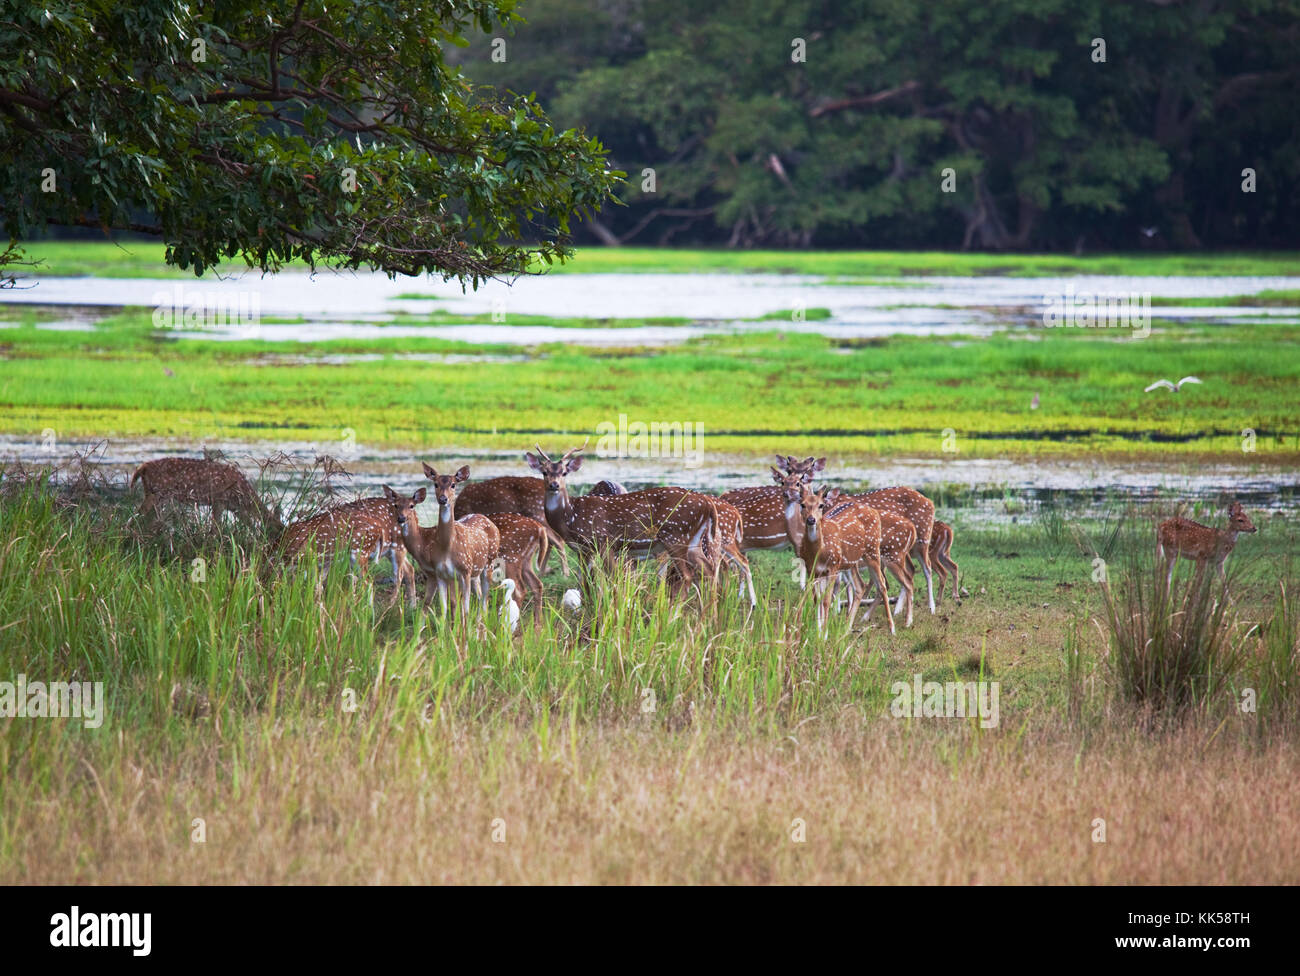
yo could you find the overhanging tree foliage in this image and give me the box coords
[0,0,620,284]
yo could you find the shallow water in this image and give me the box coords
[4,271,1298,344]
[6,436,1296,528]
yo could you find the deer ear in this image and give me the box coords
[567,455,583,473]
[770,466,784,483]
[413,487,427,504]
[382,484,396,501]
[422,462,437,479]
[455,465,470,483]
[774,455,789,471]
[813,457,827,471]
[525,452,542,471]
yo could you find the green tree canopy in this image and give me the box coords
[0,0,620,284]
[457,0,1299,250]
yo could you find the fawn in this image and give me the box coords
[795,483,895,634]
[382,465,501,619]
[274,496,415,605]
[1157,501,1257,587]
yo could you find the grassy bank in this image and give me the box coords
[11,240,1300,280]
[3,309,1299,460]
[2,475,1297,883]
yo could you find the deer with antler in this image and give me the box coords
[132,457,280,531]
[525,444,720,588]
[273,495,415,605]
[792,483,896,634]
[382,465,501,619]
[1157,501,1257,587]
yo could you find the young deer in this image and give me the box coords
[773,470,912,620]
[795,483,895,634]
[486,512,568,625]
[273,496,415,605]
[132,457,279,531]
[525,445,719,586]
[454,476,546,521]
[1157,501,1257,587]
[852,486,937,615]
[382,465,501,619]
[825,492,917,628]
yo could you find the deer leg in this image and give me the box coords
[844,566,867,627]
[868,559,895,635]
[943,552,960,601]
[897,557,915,628]
[732,551,756,609]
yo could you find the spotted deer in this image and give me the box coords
[826,492,917,628]
[716,456,824,556]
[131,457,279,531]
[486,512,568,624]
[273,496,415,605]
[1157,501,1257,587]
[454,476,546,521]
[382,465,501,618]
[662,496,753,605]
[772,470,910,618]
[525,445,719,587]
[794,483,895,634]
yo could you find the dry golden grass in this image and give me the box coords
[6,716,1298,885]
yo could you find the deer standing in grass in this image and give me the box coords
[1157,501,1257,588]
[794,483,895,634]
[486,512,568,625]
[525,445,719,589]
[132,457,279,531]
[661,496,753,604]
[274,496,416,605]
[382,465,501,619]
[825,492,917,628]
[775,472,914,626]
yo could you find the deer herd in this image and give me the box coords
[129,447,1258,633]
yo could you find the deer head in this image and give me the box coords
[1227,500,1257,534]
[422,463,470,512]
[775,455,826,483]
[525,444,584,498]
[382,484,427,530]
[798,484,841,544]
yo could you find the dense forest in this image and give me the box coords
[454,0,1300,251]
